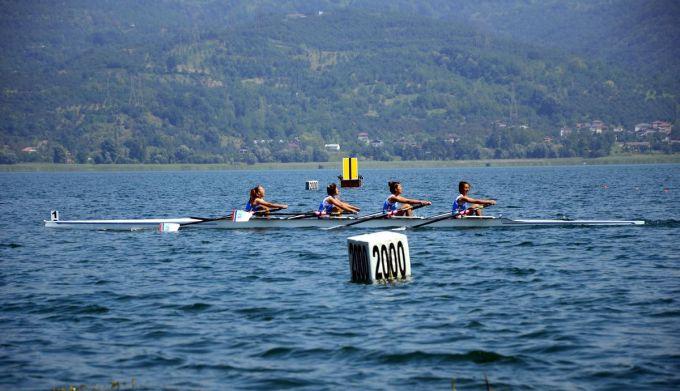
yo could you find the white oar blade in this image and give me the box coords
[159,222,180,232]
[232,209,253,222]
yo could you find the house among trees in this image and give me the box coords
[324,143,340,151]
[621,141,651,152]
[635,123,652,133]
[21,147,37,153]
[396,137,417,147]
[559,127,572,137]
[370,140,384,148]
[612,126,626,141]
[444,134,460,144]
[652,121,672,134]
[589,120,606,133]
[357,132,370,144]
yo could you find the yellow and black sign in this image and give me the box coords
[339,157,363,188]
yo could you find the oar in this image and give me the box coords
[322,210,387,231]
[184,207,258,227]
[183,215,231,227]
[253,207,284,216]
[286,211,319,220]
[260,211,314,216]
[183,205,283,224]
[324,204,428,231]
[407,212,456,229]
[401,205,489,230]
[182,208,306,227]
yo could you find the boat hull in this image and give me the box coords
[44,216,644,230]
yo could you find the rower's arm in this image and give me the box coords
[392,195,431,206]
[255,199,288,209]
[460,195,496,206]
[329,197,360,212]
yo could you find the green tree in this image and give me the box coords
[52,145,69,163]
[97,140,118,164]
[0,147,18,164]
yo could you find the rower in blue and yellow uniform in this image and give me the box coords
[452,181,496,217]
[383,181,431,216]
[317,183,360,216]
[246,185,288,214]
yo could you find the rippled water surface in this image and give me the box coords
[1,165,679,389]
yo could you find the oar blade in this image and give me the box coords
[232,209,253,222]
[159,222,180,232]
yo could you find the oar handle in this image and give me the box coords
[396,202,429,214]
[253,207,284,216]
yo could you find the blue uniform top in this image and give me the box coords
[318,196,335,215]
[245,200,260,212]
[451,194,467,214]
[383,195,399,213]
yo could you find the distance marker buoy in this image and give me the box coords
[305,180,319,190]
[347,231,411,283]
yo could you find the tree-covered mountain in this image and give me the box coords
[0,1,677,164]
[321,0,680,78]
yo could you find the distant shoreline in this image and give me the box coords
[1,154,678,172]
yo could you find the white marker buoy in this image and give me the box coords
[347,231,411,283]
[305,180,319,190]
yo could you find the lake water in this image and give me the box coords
[1,164,679,389]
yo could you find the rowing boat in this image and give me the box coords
[43,213,645,231]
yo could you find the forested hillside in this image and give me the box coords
[0,1,677,164]
[333,0,680,78]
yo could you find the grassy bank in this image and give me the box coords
[1,154,678,172]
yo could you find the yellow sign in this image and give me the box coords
[342,157,359,180]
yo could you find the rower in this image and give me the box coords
[452,181,496,218]
[318,183,360,217]
[383,181,431,217]
[246,185,288,214]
